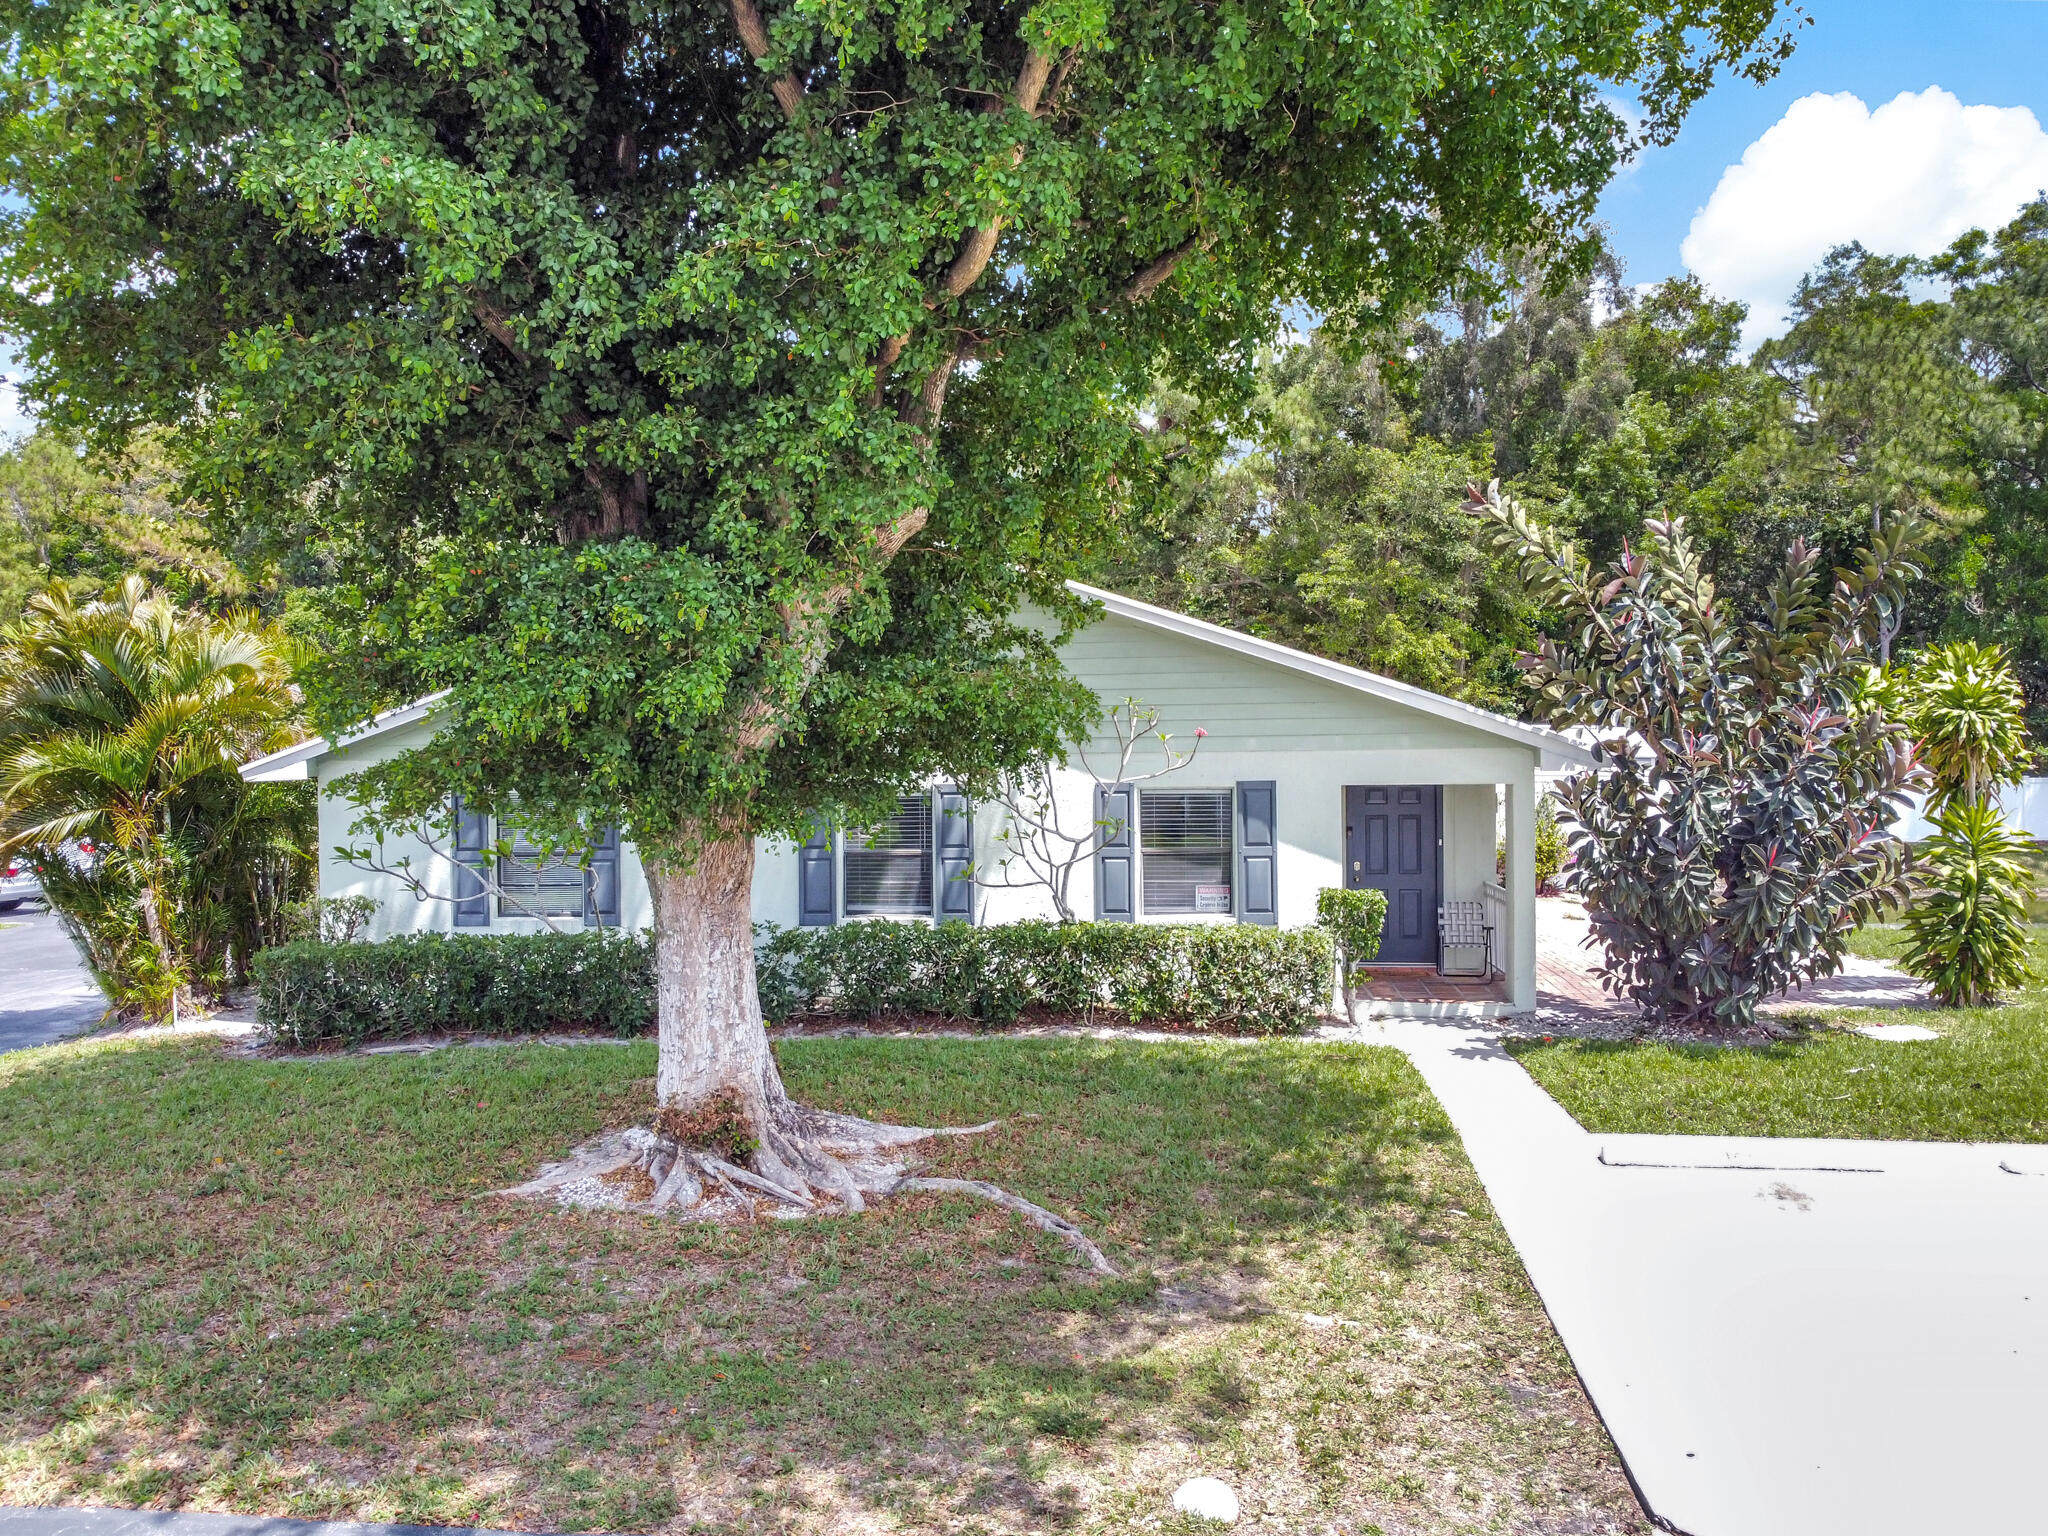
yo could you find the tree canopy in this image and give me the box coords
[0,0,1800,857]
[1107,204,2048,750]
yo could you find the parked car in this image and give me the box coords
[0,857,42,911]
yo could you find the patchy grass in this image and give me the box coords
[0,1033,1643,1535]
[1512,926,2048,1142]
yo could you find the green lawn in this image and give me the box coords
[1510,926,2048,1143]
[0,1033,1644,1535]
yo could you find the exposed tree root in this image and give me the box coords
[895,1177,1117,1275]
[498,1112,1117,1274]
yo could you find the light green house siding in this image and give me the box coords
[263,587,1587,1013]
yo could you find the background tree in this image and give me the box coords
[0,0,1800,1212]
[0,426,276,620]
[0,579,311,1017]
[1108,338,1537,706]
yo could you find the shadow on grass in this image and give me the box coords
[0,1031,1479,1532]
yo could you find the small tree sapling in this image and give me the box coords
[977,699,1201,921]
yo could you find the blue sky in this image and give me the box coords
[1599,0,2048,345]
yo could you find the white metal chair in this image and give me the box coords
[1438,901,1494,978]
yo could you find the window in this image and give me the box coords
[1139,789,1233,915]
[842,796,934,916]
[496,828,588,919]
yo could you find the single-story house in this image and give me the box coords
[242,583,1594,1013]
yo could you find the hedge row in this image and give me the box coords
[757,920,1333,1035]
[253,920,1336,1047]
[253,930,653,1049]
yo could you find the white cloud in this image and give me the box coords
[1680,87,2048,351]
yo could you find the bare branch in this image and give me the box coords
[1122,232,1213,305]
[337,827,593,933]
[975,699,1202,919]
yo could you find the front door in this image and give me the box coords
[1344,785,1442,965]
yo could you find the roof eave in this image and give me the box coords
[236,690,453,781]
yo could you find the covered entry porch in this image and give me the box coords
[1339,772,1540,1016]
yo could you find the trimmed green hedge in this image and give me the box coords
[253,930,653,1049]
[254,920,1334,1047]
[757,920,1334,1034]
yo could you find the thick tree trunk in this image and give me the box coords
[496,825,1117,1272]
[646,833,784,1128]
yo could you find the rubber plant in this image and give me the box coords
[1467,481,1926,1032]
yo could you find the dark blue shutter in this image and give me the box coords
[584,825,621,929]
[450,795,490,928]
[1095,783,1135,922]
[1237,780,1278,925]
[798,820,835,927]
[935,786,974,923]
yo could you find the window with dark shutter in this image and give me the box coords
[843,796,934,916]
[1139,789,1234,916]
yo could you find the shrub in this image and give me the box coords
[1,580,314,1018]
[1315,887,1388,1025]
[280,893,380,944]
[1900,801,2036,1007]
[254,930,654,1048]
[1894,641,2032,811]
[1469,482,1923,1031]
[1533,797,1567,891]
[757,920,1334,1035]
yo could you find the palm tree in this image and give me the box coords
[0,578,306,1016]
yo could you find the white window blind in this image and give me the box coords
[843,796,934,916]
[1139,789,1233,915]
[496,827,587,918]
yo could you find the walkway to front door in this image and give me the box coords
[1344,784,1440,965]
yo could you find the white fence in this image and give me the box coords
[1890,778,2048,842]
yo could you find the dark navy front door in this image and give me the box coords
[1344,785,1441,965]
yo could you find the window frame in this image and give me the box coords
[493,822,592,921]
[1136,786,1236,919]
[839,793,937,920]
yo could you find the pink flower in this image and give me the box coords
[1195,727,1208,738]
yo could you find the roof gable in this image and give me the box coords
[242,593,1593,779]
[1064,583,1592,768]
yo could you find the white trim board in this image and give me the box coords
[239,692,452,782]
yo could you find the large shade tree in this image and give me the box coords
[0,0,1797,1213]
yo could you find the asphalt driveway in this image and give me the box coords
[0,908,107,1054]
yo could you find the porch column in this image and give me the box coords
[1504,764,1537,1011]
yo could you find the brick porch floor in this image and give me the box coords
[1348,897,1628,1014]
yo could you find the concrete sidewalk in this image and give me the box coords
[0,1512,558,1536]
[1377,1017,2048,1536]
